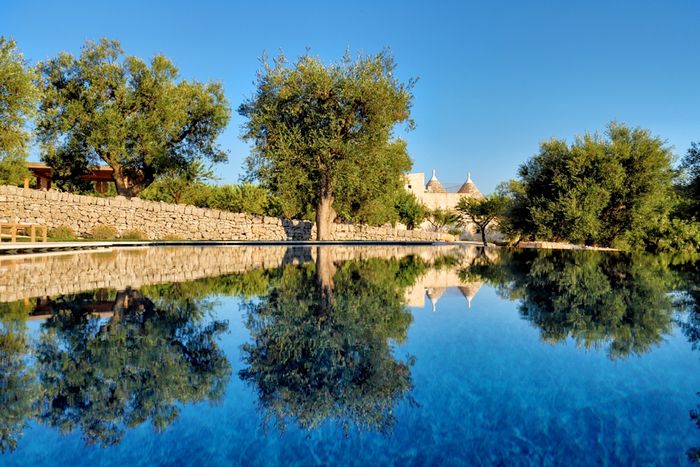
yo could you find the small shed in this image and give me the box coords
[26,163,115,193]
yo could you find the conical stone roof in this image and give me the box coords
[426,287,446,312]
[458,282,483,309]
[457,172,483,198]
[425,169,446,193]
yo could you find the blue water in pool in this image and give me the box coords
[1,246,699,465]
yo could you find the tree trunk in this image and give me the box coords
[316,247,336,309]
[480,223,488,247]
[315,194,336,241]
[112,166,136,198]
[111,165,149,198]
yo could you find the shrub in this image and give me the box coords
[90,224,118,240]
[48,225,76,240]
[447,228,462,236]
[120,229,148,240]
[395,191,427,230]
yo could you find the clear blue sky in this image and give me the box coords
[3,0,699,193]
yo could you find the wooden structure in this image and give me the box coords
[0,222,48,242]
[25,163,115,193]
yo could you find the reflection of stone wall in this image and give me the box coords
[0,186,455,242]
[0,245,466,302]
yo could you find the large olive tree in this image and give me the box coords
[36,39,230,196]
[239,51,414,240]
[503,123,675,249]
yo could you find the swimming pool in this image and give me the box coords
[1,245,698,465]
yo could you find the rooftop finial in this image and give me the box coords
[467,171,472,183]
[431,168,437,179]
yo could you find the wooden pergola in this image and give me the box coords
[26,163,116,193]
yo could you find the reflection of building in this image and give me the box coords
[404,169,483,211]
[406,267,483,311]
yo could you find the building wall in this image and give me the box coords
[404,173,474,211]
[403,173,482,237]
[0,185,456,243]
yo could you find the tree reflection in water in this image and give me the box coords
[239,248,424,434]
[0,301,38,453]
[463,249,700,462]
[35,288,231,446]
[670,257,700,463]
[462,249,677,359]
[1,246,698,456]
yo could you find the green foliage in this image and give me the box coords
[395,190,427,230]
[204,183,273,216]
[90,224,117,240]
[48,225,75,240]
[462,249,677,359]
[36,38,230,197]
[239,50,415,239]
[0,303,36,453]
[142,181,280,217]
[0,37,37,186]
[427,208,460,231]
[239,252,425,433]
[35,290,230,446]
[120,229,147,240]
[137,161,215,204]
[456,194,508,246]
[506,122,675,250]
[646,217,700,256]
[679,142,700,221]
[142,268,273,301]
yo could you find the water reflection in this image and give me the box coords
[0,301,36,453]
[239,248,424,433]
[0,245,698,458]
[0,288,231,451]
[461,249,677,359]
[670,258,700,463]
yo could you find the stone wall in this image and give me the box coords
[0,185,455,242]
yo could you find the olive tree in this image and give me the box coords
[504,123,675,249]
[36,38,230,196]
[456,194,508,246]
[239,51,415,240]
[0,37,37,185]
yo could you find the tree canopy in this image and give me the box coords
[0,37,37,186]
[503,123,675,249]
[36,38,230,197]
[456,194,508,246]
[239,51,415,239]
[680,142,700,221]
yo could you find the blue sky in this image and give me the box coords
[3,0,699,193]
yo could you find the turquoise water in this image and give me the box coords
[1,246,699,465]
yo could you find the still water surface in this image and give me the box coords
[0,245,699,465]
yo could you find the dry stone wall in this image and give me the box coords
[0,185,455,242]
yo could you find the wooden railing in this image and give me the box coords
[0,222,48,242]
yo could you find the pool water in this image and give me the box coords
[0,245,699,465]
